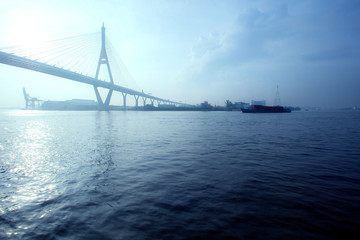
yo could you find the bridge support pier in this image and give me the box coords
[105,89,113,106]
[134,95,139,107]
[142,96,147,106]
[94,86,104,109]
[122,92,127,109]
[94,86,114,110]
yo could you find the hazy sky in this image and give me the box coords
[0,0,359,108]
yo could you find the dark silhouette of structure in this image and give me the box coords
[22,88,42,109]
[0,25,192,110]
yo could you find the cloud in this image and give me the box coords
[180,3,291,83]
[217,5,289,63]
[190,33,222,59]
[174,0,360,107]
[181,0,360,81]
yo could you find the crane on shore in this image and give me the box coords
[22,88,42,109]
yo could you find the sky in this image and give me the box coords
[0,0,359,108]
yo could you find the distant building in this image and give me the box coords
[158,104,176,108]
[66,99,97,106]
[234,102,250,109]
[42,99,97,110]
[251,100,266,106]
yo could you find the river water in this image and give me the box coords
[1,110,359,239]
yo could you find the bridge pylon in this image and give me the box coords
[94,23,114,110]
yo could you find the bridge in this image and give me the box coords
[0,24,188,110]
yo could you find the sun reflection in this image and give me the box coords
[6,118,60,211]
[8,110,45,117]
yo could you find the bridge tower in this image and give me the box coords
[94,23,114,110]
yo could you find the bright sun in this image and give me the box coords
[8,15,50,50]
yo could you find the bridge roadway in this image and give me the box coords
[0,50,184,107]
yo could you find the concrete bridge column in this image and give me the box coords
[122,92,127,109]
[105,89,113,106]
[142,97,147,106]
[134,95,139,107]
[94,86,103,107]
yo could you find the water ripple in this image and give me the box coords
[1,110,360,239]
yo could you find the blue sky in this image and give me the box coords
[0,0,359,108]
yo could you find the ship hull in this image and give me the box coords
[241,105,291,113]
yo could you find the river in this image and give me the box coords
[1,110,359,239]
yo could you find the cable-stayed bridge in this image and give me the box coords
[0,24,187,110]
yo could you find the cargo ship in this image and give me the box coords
[241,105,291,113]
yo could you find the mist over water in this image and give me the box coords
[1,110,360,239]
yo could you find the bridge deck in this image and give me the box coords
[0,51,182,106]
